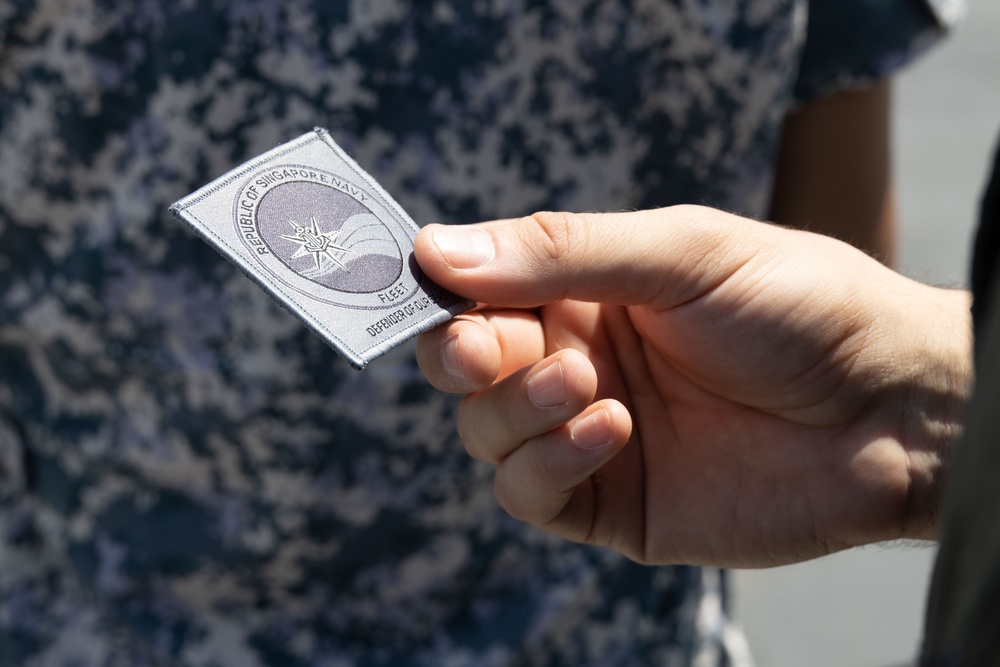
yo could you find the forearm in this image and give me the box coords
[770,81,896,264]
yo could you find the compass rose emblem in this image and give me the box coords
[280,216,355,272]
[248,175,404,296]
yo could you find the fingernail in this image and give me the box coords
[431,226,495,269]
[440,333,466,386]
[527,360,567,408]
[571,408,614,450]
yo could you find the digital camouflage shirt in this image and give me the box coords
[0,1,951,665]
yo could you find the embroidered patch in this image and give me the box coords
[171,129,474,368]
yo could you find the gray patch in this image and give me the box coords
[170,128,474,369]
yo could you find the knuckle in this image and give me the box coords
[523,442,564,492]
[456,399,498,464]
[493,474,528,521]
[526,210,589,259]
[526,211,574,261]
[669,203,711,220]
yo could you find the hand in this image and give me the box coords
[415,206,972,567]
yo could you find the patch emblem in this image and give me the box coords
[236,165,409,306]
[171,129,474,368]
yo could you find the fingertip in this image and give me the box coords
[417,320,500,393]
[549,347,599,405]
[569,405,615,450]
[415,223,496,272]
[441,326,501,390]
[413,224,444,269]
[413,224,453,287]
[570,400,632,452]
[490,398,632,533]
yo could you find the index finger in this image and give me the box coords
[416,308,546,393]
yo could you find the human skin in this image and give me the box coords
[414,207,972,568]
[770,81,897,265]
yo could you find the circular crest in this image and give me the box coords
[234,165,416,309]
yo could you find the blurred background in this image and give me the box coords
[732,0,1000,664]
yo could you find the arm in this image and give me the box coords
[415,207,971,567]
[770,80,896,264]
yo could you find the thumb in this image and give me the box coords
[414,206,772,308]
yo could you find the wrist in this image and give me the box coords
[895,286,973,541]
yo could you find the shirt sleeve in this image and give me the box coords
[793,0,964,104]
[971,136,1000,334]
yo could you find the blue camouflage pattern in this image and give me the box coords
[0,1,948,665]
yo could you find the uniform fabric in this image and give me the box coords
[971,136,1000,334]
[921,133,1000,667]
[0,1,947,665]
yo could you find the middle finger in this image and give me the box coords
[458,348,598,464]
